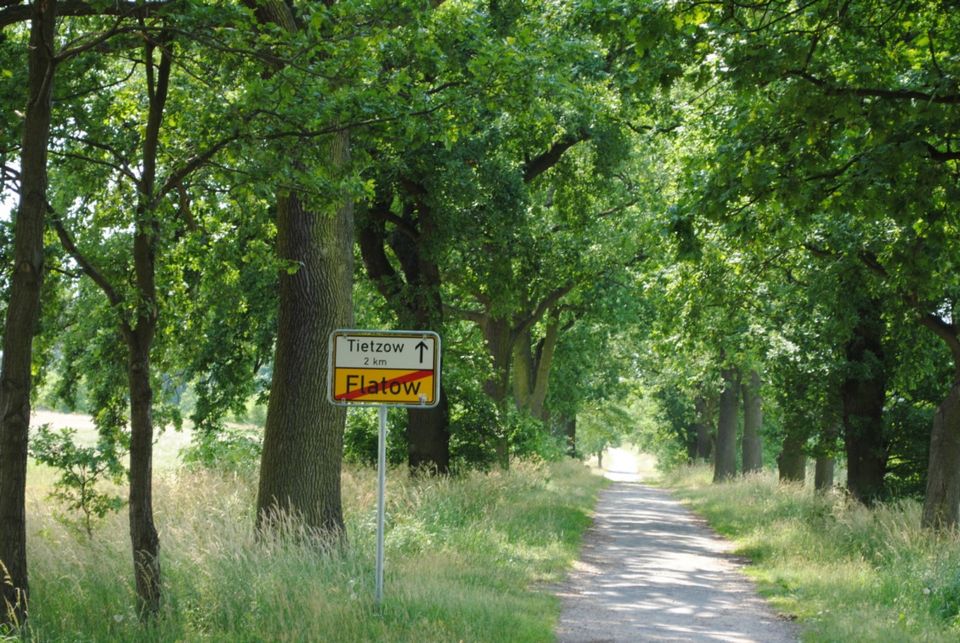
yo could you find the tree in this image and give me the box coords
[246,0,362,536]
[713,366,739,482]
[741,368,764,473]
[0,0,55,626]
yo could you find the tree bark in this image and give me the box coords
[0,0,56,626]
[693,394,714,462]
[741,369,763,473]
[921,381,960,529]
[256,142,354,533]
[481,317,513,469]
[562,415,577,457]
[777,429,807,483]
[841,309,888,504]
[713,368,739,482]
[512,310,560,421]
[814,417,840,492]
[125,327,160,617]
[814,456,835,491]
[407,387,449,473]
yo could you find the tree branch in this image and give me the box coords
[1,0,172,29]
[443,304,488,324]
[786,69,960,105]
[50,210,123,308]
[512,282,576,340]
[924,142,960,163]
[523,129,591,183]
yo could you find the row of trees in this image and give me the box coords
[1,0,957,631]
[0,0,685,626]
[638,0,960,529]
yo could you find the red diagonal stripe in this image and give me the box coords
[336,369,434,401]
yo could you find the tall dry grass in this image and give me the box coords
[19,459,602,641]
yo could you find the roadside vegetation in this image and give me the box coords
[661,465,960,642]
[19,453,602,641]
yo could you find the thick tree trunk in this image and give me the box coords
[693,394,714,462]
[815,456,835,491]
[407,387,449,473]
[777,430,807,483]
[257,142,354,533]
[741,369,763,473]
[0,1,56,626]
[921,381,960,529]
[841,310,888,504]
[512,312,560,421]
[713,368,739,482]
[814,417,840,491]
[125,329,160,617]
[512,331,534,411]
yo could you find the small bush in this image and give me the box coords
[29,425,126,537]
[180,425,262,471]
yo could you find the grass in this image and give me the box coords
[659,464,960,642]
[18,457,604,641]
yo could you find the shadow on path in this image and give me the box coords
[556,472,797,642]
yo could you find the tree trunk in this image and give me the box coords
[358,199,450,473]
[921,381,960,529]
[693,394,714,461]
[512,311,560,421]
[481,318,513,469]
[562,415,577,457]
[814,417,840,492]
[125,329,160,617]
[777,430,807,483]
[0,1,56,626]
[841,310,888,504]
[815,456,835,491]
[713,368,739,482]
[256,141,354,533]
[512,330,534,411]
[527,312,559,420]
[741,369,763,473]
[407,387,449,474]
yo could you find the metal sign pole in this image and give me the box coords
[375,404,388,607]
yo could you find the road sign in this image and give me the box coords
[328,329,441,407]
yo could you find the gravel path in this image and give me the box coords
[556,454,798,642]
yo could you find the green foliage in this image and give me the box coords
[29,425,126,538]
[180,426,262,473]
[342,408,407,467]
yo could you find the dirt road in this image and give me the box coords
[556,450,797,642]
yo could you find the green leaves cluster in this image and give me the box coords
[29,425,126,538]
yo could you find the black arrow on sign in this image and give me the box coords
[415,340,429,364]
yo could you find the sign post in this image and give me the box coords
[328,329,441,607]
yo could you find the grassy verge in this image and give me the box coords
[20,458,603,642]
[659,465,960,642]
